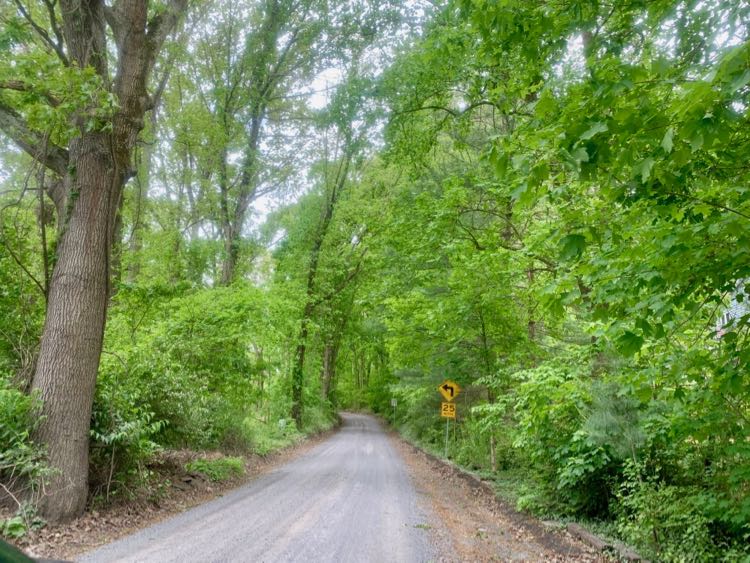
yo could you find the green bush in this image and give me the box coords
[0,381,50,503]
[0,516,26,540]
[185,457,245,482]
[452,415,493,472]
[97,285,295,454]
[242,417,302,456]
[302,401,337,435]
[510,359,622,517]
[615,464,717,562]
[89,398,165,499]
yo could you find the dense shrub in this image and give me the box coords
[87,283,327,498]
[0,379,50,539]
[0,381,49,500]
[615,462,723,562]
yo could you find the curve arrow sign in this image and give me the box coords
[438,380,461,402]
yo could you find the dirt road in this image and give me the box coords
[80,413,436,562]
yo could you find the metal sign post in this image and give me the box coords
[445,417,449,458]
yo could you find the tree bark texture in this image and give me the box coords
[32,131,119,522]
[0,0,188,522]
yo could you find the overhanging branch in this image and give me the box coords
[0,102,69,176]
[0,80,61,107]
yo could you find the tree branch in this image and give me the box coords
[311,248,368,308]
[0,233,47,297]
[0,102,69,176]
[13,0,69,66]
[146,0,189,56]
[42,0,67,57]
[0,79,61,107]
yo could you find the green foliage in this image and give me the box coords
[614,462,735,562]
[583,383,645,462]
[301,402,337,435]
[0,44,117,144]
[89,403,165,497]
[241,417,303,456]
[0,209,45,382]
[0,378,50,541]
[508,355,620,517]
[0,516,27,540]
[84,283,306,498]
[185,456,245,482]
[0,381,50,501]
[0,503,45,541]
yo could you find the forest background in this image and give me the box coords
[1,0,749,560]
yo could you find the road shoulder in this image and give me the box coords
[389,432,601,562]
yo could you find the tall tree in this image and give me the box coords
[286,61,380,425]
[169,0,327,285]
[0,0,186,521]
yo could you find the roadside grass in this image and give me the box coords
[185,456,245,482]
[242,417,303,456]
[185,411,339,479]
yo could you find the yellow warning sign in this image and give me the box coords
[441,402,456,419]
[438,380,461,402]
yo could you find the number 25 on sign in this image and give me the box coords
[441,402,456,419]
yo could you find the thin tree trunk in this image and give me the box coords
[290,149,353,426]
[527,268,537,341]
[321,341,339,400]
[126,119,155,284]
[490,435,497,472]
[110,206,124,293]
[290,301,313,426]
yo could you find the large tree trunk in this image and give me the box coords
[31,132,121,522]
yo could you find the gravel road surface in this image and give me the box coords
[79,413,436,563]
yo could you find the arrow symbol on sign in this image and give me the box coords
[438,379,461,402]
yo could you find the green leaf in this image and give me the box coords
[571,147,589,163]
[633,157,655,183]
[661,127,674,154]
[511,181,537,207]
[729,69,750,94]
[617,331,644,356]
[579,121,608,141]
[492,150,509,178]
[535,90,557,118]
[690,132,704,152]
[559,234,586,261]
